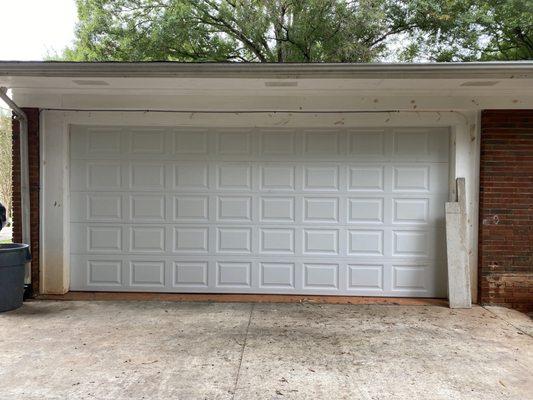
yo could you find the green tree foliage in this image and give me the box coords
[63,0,532,62]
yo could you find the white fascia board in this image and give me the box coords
[11,91,533,111]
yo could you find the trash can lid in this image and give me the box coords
[0,243,31,266]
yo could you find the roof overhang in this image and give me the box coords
[1,61,532,111]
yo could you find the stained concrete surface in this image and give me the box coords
[0,302,531,400]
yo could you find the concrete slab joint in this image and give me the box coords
[445,177,472,308]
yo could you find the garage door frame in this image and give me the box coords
[40,110,479,301]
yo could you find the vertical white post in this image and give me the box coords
[445,178,471,308]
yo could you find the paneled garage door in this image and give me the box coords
[70,125,449,297]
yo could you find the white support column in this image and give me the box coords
[445,178,471,308]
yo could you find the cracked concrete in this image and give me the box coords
[0,301,531,400]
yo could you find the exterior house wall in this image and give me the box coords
[479,110,533,312]
[11,108,40,295]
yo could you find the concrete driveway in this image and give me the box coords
[0,301,531,400]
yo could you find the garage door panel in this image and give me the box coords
[347,129,387,158]
[129,260,166,287]
[391,128,449,162]
[216,163,252,190]
[217,129,252,156]
[70,193,124,223]
[174,129,209,155]
[348,165,385,192]
[260,130,296,156]
[303,165,340,191]
[260,165,296,190]
[70,255,445,296]
[71,224,122,254]
[130,128,167,155]
[174,195,210,222]
[347,264,384,291]
[70,126,124,158]
[260,196,295,222]
[173,261,209,287]
[70,126,448,297]
[174,227,210,253]
[129,163,166,190]
[130,226,166,253]
[303,130,341,156]
[347,198,384,223]
[130,194,166,221]
[174,162,209,189]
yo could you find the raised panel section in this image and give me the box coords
[260,197,294,222]
[87,226,122,252]
[87,128,121,154]
[130,164,165,189]
[217,228,252,253]
[304,197,339,223]
[130,261,165,286]
[393,199,429,224]
[260,166,295,190]
[130,227,165,252]
[173,262,208,287]
[304,166,338,191]
[393,130,429,157]
[217,130,251,155]
[348,265,383,290]
[217,196,252,222]
[87,260,122,285]
[393,231,428,256]
[174,196,209,221]
[175,130,208,155]
[392,265,427,291]
[260,263,295,288]
[260,229,295,254]
[175,163,209,189]
[260,131,295,155]
[348,198,383,223]
[348,230,384,256]
[217,164,252,190]
[88,163,121,189]
[303,264,339,289]
[348,166,384,191]
[303,229,338,255]
[393,166,430,192]
[174,228,209,253]
[348,131,385,156]
[87,195,122,220]
[217,262,251,287]
[131,129,165,154]
[130,195,165,221]
[304,131,339,155]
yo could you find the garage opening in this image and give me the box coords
[69,125,449,297]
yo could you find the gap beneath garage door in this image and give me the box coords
[36,292,448,306]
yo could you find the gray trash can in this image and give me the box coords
[0,243,31,312]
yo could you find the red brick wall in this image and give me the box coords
[12,108,40,295]
[479,110,533,313]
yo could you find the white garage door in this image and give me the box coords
[70,125,449,297]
